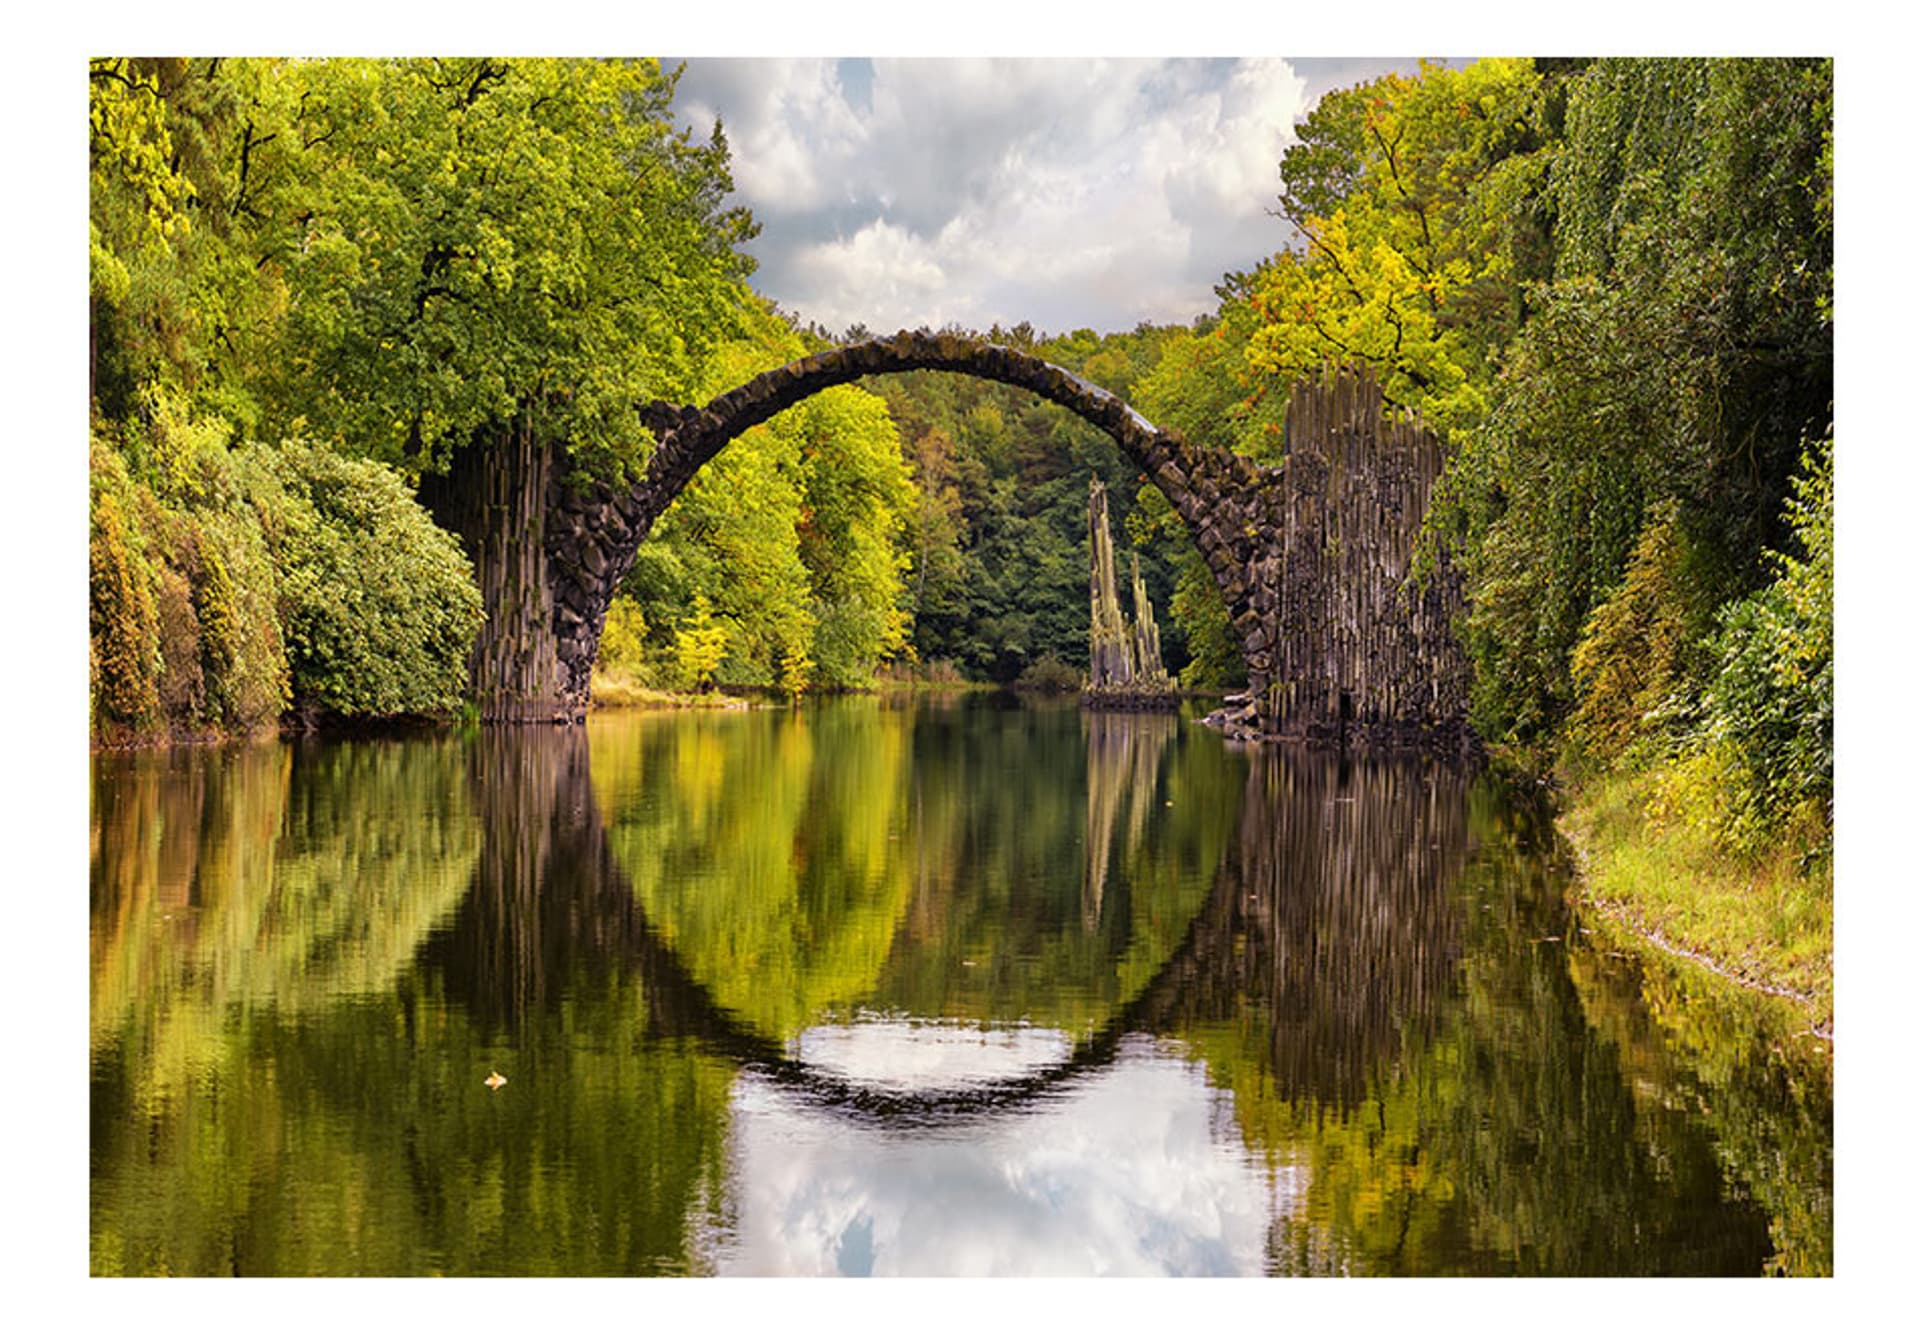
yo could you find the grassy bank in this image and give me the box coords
[589,671,751,711]
[1558,766,1832,1035]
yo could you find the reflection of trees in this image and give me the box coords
[590,707,916,1038]
[91,707,1817,1276]
[1170,774,1784,1276]
[1562,915,1833,1275]
[590,701,1228,1042]
[90,730,736,1276]
[90,738,479,1098]
[866,700,1232,1031]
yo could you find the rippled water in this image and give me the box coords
[88,695,1832,1276]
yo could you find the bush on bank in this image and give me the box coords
[88,405,484,741]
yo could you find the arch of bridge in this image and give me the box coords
[544,331,1284,710]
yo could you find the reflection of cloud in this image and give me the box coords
[704,1037,1299,1276]
[793,1016,1075,1092]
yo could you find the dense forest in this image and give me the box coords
[89,55,1832,869]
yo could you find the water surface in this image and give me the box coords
[89,696,1831,1275]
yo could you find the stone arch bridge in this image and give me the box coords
[543,330,1470,749]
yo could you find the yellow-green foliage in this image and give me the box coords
[89,441,161,731]
[623,300,918,695]
[1696,437,1833,854]
[779,643,815,698]
[595,596,649,678]
[90,417,292,741]
[236,442,483,719]
[1576,441,1834,861]
[1565,764,1831,1027]
[1567,502,1699,763]
[192,509,289,728]
[1251,58,1543,436]
[673,595,729,693]
[91,386,484,739]
[151,558,204,722]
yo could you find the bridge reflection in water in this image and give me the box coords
[90,700,1806,1276]
[425,709,1461,1121]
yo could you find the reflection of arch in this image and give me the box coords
[423,725,1469,1126]
[544,331,1277,713]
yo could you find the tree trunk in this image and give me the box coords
[420,416,573,722]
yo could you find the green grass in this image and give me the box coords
[1559,765,1832,1033]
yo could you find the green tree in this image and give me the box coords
[786,386,915,686]
[254,58,757,717]
[674,595,729,693]
[1249,58,1547,436]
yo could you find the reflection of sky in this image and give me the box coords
[791,1015,1076,1091]
[704,1028,1300,1276]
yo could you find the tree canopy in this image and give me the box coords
[261,58,758,481]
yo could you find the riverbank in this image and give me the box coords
[589,672,752,710]
[1557,767,1833,1038]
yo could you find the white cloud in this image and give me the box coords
[677,57,1328,334]
[792,1017,1075,1090]
[789,219,959,332]
[682,60,872,211]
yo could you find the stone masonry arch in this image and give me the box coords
[545,330,1272,705]
[542,332,1470,750]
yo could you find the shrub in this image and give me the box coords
[1699,437,1832,851]
[1015,653,1084,693]
[237,442,483,718]
[1567,502,1711,764]
[91,404,296,740]
[151,562,204,722]
[191,508,289,729]
[1704,443,1835,852]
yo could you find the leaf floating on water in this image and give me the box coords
[484,1071,507,1090]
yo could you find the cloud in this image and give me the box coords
[679,59,870,213]
[788,219,960,332]
[675,57,1345,335]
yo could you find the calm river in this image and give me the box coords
[89,695,1831,1276]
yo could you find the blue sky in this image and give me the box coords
[673,57,1440,336]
